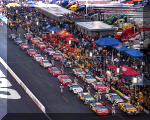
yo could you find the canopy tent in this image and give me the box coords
[95,37,120,46]
[124,48,144,58]
[47,27,60,33]
[136,75,150,86]
[112,42,129,52]
[6,3,21,7]
[56,30,67,36]
[120,65,141,76]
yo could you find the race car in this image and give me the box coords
[31,37,41,44]
[40,59,52,68]
[36,42,46,50]
[19,43,29,51]
[53,53,63,60]
[44,48,55,55]
[82,75,97,84]
[33,54,44,62]
[90,102,109,115]
[48,67,61,76]
[77,92,95,105]
[14,38,23,45]
[105,93,124,104]
[91,82,107,92]
[9,34,18,40]
[57,75,72,85]
[27,49,37,56]
[118,102,137,115]
[68,83,83,94]
[73,68,86,78]
[24,33,34,40]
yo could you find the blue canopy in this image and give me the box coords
[124,48,144,58]
[136,75,150,86]
[47,27,60,33]
[95,37,120,46]
[112,42,129,52]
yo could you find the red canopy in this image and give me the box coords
[107,65,117,70]
[65,37,76,41]
[120,65,141,76]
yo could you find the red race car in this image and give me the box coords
[53,53,63,60]
[31,37,41,45]
[90,102,109,116]
[91,82,107,92]
[19,43,29,51]
[36,42,46,50]
[48,67,61,76]
[57,75,72,85]
[27,49,36,56]
[33,54,44,62]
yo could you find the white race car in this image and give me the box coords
[68,83,83,94]
[105,93,124,104]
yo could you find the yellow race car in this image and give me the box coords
[118,102,137,115]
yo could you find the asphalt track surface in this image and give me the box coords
[5,24,150,120]
[0,24,47,120]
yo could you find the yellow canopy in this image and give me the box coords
[6,3,21,7]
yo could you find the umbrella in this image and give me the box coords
[65,37,76,41]
[95,37,120,46]
[112,42,129,52]
[47,27,60,33]
[57,30,67,36]
[107,65,117,70]
[6,3,21,7]
[124,48,144,58]
[120,65,141,76]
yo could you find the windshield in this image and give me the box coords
[97,84,105,87]
[72,85,80,88]
[36,54,42,57]
[96,105,106,110]
[63,77,69,79]
[39,43,45,45]
[30,49,35,52]
[112,95,120,99]
[77,69,83,73]
[43,61,49,63]
[85,75,93,79]
[125,105,135,109]
[47,48,53,51]
[53,68,59,71]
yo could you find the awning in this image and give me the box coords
[95,37,120,46]
[112,42,128,52]
[124,48,144,58]
[120,65,141,76]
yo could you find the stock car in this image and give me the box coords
[9,34,18,40]
[48,67,61,76]
[91,82,107,92]
[24,33,34,40]
[105,93,124,104]
[31,37,41,45]
[14,38,23,45]
[61,59,73,68]
[57,75,72,85]
[90,102,109,115]
[68,83,83,94]
[82,75,97,84]
[118,102,137,115]
[19,43,29,51]
[36,42,47,50]
[33,54,44,62]
[77,92,95,105]
[40,59,52,68]
[44,48,55,55]
[53,53,63,60]
[27,49,37,56]
[73,68,86,78]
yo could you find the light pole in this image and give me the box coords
[132,77,138,104]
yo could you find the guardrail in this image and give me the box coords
[0,57,46,113]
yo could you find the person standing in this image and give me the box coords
[94,92,99,102]
[60,84,64,93]
[112,104,116,115]
[87,85,91,94]
[51,58,54,66]
[74,77,78,84]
